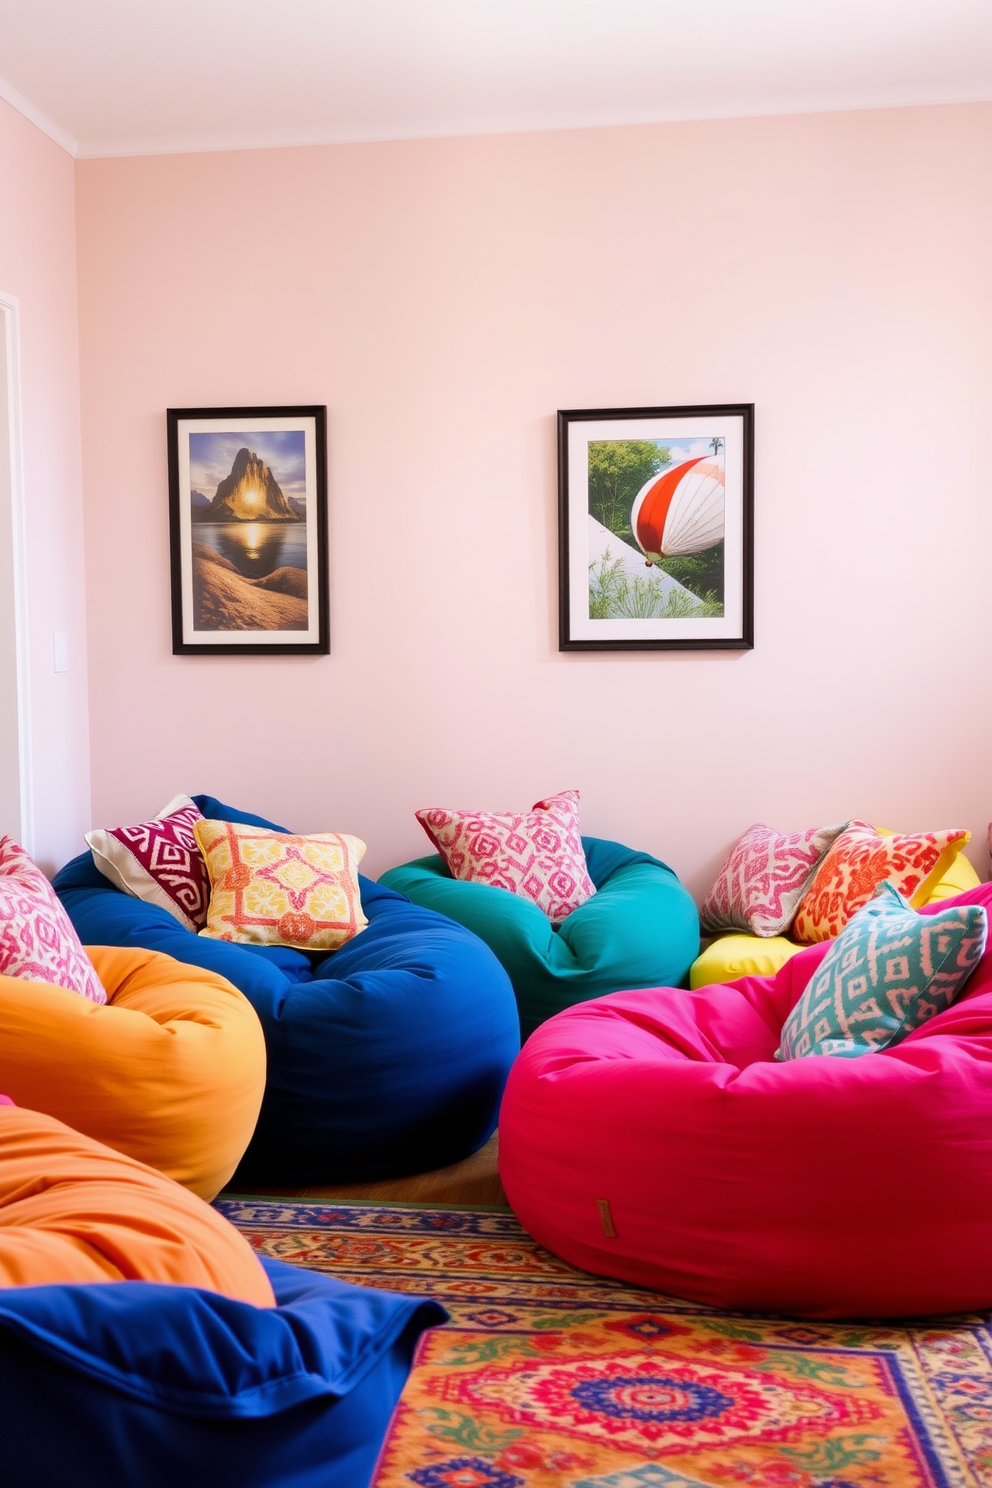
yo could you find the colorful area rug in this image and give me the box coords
[216,1199,992,1488]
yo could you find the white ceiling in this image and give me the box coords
[1,0,991,159]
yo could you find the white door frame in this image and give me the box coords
[0,291,34,852]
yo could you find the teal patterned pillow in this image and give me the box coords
[777,881,987,1060]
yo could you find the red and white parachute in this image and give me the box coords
[631,456,725,564]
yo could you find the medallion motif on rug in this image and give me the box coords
[217,1199,992,1487]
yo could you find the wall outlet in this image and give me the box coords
[53,632,68,673]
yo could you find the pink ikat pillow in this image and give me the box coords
[0,837,106,1003]
[700,821,849,939]
[416,789,596,921]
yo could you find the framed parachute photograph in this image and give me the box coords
[168,405,329,656]
[558,403,754,651]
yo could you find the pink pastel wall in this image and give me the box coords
[75,103,992,895]
[0,99,90,871]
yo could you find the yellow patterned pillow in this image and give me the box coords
[193,820,367,952]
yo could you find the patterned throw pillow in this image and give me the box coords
[416,789,596,921]
[85,794,210,931]
[777,882,987,1060]
[0,838,106,1003]
[700,822,848,938]
[194,819,368,952]
[791,821,970,945]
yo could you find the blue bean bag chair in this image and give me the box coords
[381,837,700,1040]
[0,1255,446,1488]
[53,795,520,1184]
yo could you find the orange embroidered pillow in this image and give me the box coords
[791,821,970,944]
[193,820,367,952]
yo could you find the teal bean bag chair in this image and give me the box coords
[380,837,699,1039]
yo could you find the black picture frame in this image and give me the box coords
[558,403,753,651]
[168,405,329,656]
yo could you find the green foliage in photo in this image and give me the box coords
[588,440,670,542]
[656,540,725,604]
[588,554,723,621]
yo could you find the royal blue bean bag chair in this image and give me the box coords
[381,838,700,1040]
[0,1255,446,1488]
[53,795,520,1184]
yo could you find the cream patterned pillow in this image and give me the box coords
[700,822,848,938]
[86,794,210,931]
[194,820,367,952]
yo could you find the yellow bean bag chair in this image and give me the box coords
[691,850,982,988]
[0,946,266,1200]
[0,1104,273,1303]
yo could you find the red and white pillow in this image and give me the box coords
[86,794,211,932]
[700,821,848,939]
[0,837,106,1003]
[792,821,970,944]
[416,789,596,921]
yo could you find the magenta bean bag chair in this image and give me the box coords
[500,881,992,1319]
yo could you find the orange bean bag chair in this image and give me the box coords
[0,1104,448,1488]
[0,946,266,1200]
[0,1104,273,1304]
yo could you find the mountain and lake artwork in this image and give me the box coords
[189,437,309,632]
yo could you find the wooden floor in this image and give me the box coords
[237,1130,509,1208]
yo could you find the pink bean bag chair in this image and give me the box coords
[499,882,992,1318]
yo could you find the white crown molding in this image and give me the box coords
[0,292,35,854]
[0,72,77,156]
[73,83,992,160]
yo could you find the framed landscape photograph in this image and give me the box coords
[168,405,329,655]
[558,403,753,651]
